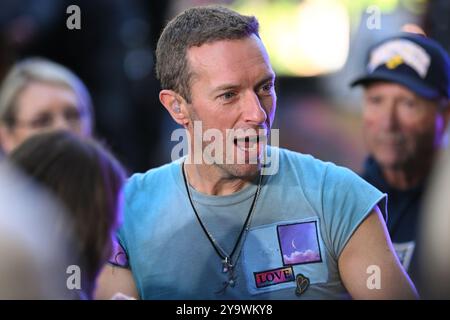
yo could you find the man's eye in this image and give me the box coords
[261,82,274,93]
[220,92,237,101]
[400,99,417,109]
[367,96,383,105]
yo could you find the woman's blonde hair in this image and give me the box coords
[0,57,93,133]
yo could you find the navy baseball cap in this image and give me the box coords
[351,33,450,99]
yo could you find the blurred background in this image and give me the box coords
[1,0,448,174]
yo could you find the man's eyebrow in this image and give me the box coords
[212,83,241,94]
[211,74,276,95]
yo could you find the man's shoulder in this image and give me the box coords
[275,147,369,192]
[125,159,182,197]
[274,146,331,176]
[279,146,359,178]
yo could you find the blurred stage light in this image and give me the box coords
[233,0,350,76]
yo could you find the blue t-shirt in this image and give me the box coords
[118,147,386,299]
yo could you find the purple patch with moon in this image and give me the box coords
[277,221,322,266]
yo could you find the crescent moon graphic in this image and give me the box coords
[291,239,297,250]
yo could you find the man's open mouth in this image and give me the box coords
[233,135,267,151]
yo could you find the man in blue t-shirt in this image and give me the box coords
[95,6,417,300]
[350,33,450,292]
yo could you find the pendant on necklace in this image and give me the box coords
[222,257,232,273]
[223,258,236,287]
[215,258,238,293]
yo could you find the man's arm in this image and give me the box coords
[94,264,139,300]
[338,206,419,299]
[93,242,139,300]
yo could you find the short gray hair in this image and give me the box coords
[0,57,93,131]
[155,5,260,103]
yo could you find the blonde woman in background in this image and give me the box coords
[0,57,93,154]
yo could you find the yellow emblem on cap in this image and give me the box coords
[386,55,404,69]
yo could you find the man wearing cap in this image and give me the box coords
[351,33,450,290]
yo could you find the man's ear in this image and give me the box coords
[159,90,189,127]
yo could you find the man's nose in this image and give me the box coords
[244,92,267,125]
[379,103,399,131]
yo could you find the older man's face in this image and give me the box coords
[363,82,446,170]
[184,34,276,178]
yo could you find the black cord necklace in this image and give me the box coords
[181,162,263,294]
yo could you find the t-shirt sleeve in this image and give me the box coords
[320,162,387,260]
[116,228,128,257]
[114,172,142,268]
[109,231,130,268]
